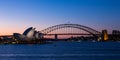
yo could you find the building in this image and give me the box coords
[13,27,44,41]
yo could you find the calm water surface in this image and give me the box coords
[0,41,120,60]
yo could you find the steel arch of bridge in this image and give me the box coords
[40,24,101,36]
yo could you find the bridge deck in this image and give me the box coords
[44,33,101,35]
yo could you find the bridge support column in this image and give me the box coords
[55,34,58,40]
[102,30,108,41]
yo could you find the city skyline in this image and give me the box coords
[0,0,120,35]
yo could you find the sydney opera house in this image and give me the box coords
[13,27,43,41]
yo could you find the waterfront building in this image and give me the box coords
[13,27,44,41]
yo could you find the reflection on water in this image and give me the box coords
[0,41,120,60]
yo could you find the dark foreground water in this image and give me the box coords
[0,41,120,60]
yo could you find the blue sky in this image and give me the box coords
[0,0,120,35]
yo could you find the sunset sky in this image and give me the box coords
[0,0,120,35]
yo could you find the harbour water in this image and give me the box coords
[0,41,120,60]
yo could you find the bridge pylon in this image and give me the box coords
[55,34,58,40]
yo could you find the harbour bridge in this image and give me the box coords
[40,24,101,40]
[0,24,108,42]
